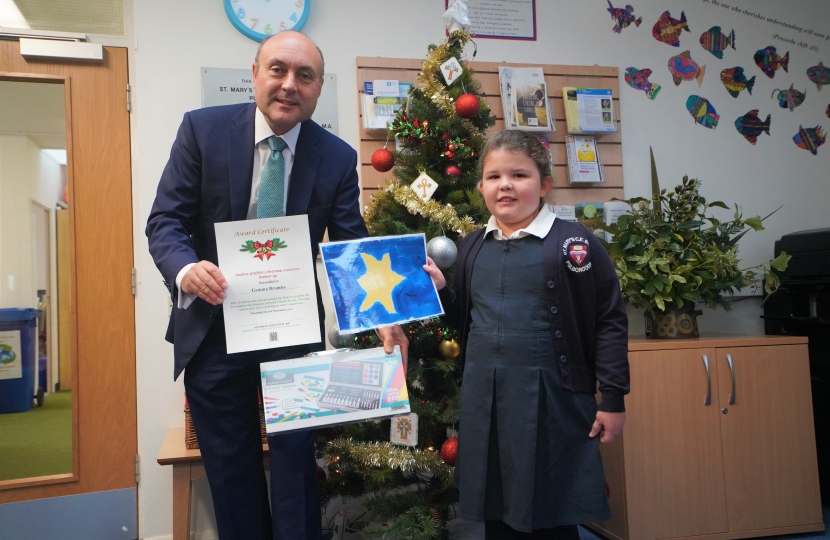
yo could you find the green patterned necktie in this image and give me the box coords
[257,135,288,218]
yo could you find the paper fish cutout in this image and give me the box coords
[607,1,642,33]
[652,10,689,47]
[734,110,771,145]
[807,62,830,92]
[754,46,789,79]
[772,84,806,110]
[793,125,826,155]
[624,67,661,99]
[700,26,735,59]
[668,50,706,86]
[720,67,755,98]
[686,95,719,129]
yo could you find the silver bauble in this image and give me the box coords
[427,236,458,269]
[327,322,354,348]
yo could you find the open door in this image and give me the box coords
[0,41,136,539]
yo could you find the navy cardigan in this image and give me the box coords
[439,219,630,412]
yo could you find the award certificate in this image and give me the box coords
[215,215,320,354]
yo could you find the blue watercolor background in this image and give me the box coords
[320,235,444,332]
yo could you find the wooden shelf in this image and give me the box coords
[356,57,625,210]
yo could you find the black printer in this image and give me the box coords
[764,227,830,503]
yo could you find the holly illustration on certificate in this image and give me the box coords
[214,215,320,354]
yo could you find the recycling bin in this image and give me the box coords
[0,308,39,413]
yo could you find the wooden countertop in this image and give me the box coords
[157,428,269,465]
[628,333,808,352]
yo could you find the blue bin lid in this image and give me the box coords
[0,308,39,322]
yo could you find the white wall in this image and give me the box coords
[0,135,62,310]
[130,1,830,537]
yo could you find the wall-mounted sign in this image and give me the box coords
[201,68,338,136]
[446,0,536,40]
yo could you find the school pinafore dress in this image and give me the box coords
[456,235,611,532]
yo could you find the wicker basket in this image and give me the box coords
[184,394,268,450]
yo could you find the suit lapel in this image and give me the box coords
[286,120,321,215]
[228,104,256,221]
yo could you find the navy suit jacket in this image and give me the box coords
[146,103,368,378]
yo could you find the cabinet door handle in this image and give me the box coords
[702,354,711,406]
[726,354,736,405]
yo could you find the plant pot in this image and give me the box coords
[644,305,701,339]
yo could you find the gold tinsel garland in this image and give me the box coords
[419,30,468,115]
[418,30,488,150]
[391,184,478,236]
[326,437,453,479]
[362,182,479,237]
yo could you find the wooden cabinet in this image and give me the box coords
[590,336,824,540]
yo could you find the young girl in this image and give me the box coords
[424,130,629,540]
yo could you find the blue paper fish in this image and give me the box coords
[700,26,735,59]
[607,1,642,33]
[807,62,830,92]
[668,50,706,86]
[624,67,661,99]
[793,125,826,155]
[720,67,755,98]
[734,110,771,145]
[652,11,689,47]
[772,84,806,110]
[686,95,719,129]
[754,46,789,79]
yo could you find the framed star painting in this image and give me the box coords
[319,234,444,333]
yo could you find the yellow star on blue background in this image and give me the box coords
[356,252,405,313]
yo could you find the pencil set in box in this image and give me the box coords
[259,346,410,434]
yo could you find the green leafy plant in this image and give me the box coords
[597,150,790,317]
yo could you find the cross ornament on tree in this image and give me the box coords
[440,57,463,85]
[409,172,439,201]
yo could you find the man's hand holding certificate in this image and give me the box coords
[215,215,320,354]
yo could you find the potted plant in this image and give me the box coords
[597,150,790,338]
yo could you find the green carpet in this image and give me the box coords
[0,391,73,481]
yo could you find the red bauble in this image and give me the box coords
[371,148,394,172]
[317,465,327,483]
[445,164,462,177]
[455,93,480,118]
[441,437,458,466]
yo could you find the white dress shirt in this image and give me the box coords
[484,203,557,241]
[175,108,301,309]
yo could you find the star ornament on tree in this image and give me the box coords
[357,253,406,313]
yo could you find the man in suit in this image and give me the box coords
[147,31,407,540]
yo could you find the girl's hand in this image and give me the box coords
[589,411,626,443]
[423,257,447,290]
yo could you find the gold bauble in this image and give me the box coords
[438,338,461,358]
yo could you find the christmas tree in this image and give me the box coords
[316,26,496,540]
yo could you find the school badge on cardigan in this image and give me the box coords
[563,237,592,273]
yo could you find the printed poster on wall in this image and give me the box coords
[0,331,22,380]
[447,0,536,40]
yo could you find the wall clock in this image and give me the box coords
[224,0,310,42]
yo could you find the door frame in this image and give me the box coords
[0,42,136,506]
[0,72,79,491]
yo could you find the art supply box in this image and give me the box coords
[260,346,410,434]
